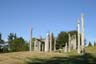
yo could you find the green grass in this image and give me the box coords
[26,46,96,64]
[0,46,96,64]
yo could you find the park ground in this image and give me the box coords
[0,46,96,64]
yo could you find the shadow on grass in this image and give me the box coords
[26,53,96,64]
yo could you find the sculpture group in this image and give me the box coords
[29,13,85,54]
[30,32,56,52]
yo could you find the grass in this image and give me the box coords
[0,46,96,64]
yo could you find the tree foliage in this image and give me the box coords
[56,32,68,49]
[56,30,77,49]
[10,37,28,52]
[8,33,28,52]
[8,33,17,42]
[0,33,4,44]
[0,32,8,53]
[8,33,17,51]
[88,41,92,47]
[94,41,96,46]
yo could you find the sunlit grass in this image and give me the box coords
[0,46,96,64]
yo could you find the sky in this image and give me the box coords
[0,0,96,44]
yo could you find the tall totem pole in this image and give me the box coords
[81,13,85,54]
[77,19,81,54]
[29,27,32,52]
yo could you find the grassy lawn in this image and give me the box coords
[0,46,96,64]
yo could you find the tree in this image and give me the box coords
[0,33,1,40]
[8,33,17,42]
[8,33,17,51]
[11,37,27,52]
[56,32,68,49]
[94,41,96,46]
[7,33,29,52]
[88,41,92,47]
[2,45,9,53]
[0,33,4,44]
[0,33,9,53]
[56,30,78,49]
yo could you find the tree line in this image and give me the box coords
[0,33,29,53]
[0,30,95,53]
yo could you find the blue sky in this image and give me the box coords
[0,0,96,44]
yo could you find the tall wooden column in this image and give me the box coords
[77,19,81,54]
[29,27,32,52]
[81,13,85,54]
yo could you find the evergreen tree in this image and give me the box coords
[94,41,96,46]
[56,31,68,49]
[8,33,17,51]
[88,41,92,47]
[0,33,4,44]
